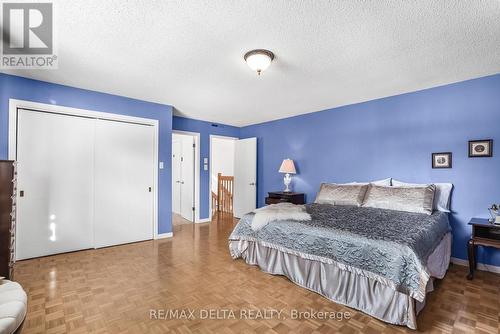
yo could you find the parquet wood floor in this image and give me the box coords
[13,213,500,333]
[172,213,193,226]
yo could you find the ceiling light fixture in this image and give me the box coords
[244,49,274,75]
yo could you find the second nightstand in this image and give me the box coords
[467,218,500,280]
[265,191,305,205]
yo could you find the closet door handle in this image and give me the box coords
[148,187,152,192]
[181,181,185,185]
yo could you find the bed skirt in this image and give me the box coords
[229,233,451,330]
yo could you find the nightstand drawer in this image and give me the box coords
[265,192,305,205]
[265,197,286,205]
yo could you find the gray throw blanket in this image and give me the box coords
[229,204,450,302]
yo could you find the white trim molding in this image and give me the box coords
[155,232,173,239]
[8,98,161,239]
[196,218,211,224]
[451,257,500,274]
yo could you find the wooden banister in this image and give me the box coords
[211,191,218,215]
[216,173,234,214]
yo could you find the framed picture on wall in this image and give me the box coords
[469,139,493,157]
[432,152,452,169]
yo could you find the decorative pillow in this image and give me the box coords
[314,183,369,206]
[392,179,453,213]
[344,178,392,186]
[362,184,436,215]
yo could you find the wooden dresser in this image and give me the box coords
[0,160,16,279]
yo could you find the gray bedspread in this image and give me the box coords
[229,204,450,302]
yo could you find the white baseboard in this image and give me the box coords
[196,218,211,224]
[451,257,500,274]
[155,232,173,239]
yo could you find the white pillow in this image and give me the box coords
[344,178,392,186]
[392,179,453,213]
[372,178,392,186]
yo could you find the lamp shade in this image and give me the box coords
[279,159,296,174]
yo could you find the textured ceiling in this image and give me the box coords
[3,0,500,126]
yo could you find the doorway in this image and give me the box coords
[172,132,198,224]
[209,135,237,217]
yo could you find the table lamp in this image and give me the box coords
[279,159,296,192]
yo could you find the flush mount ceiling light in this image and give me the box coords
[244,49,274,75]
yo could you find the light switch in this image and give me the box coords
[203,157,208,164]
[204,164,208,171]
[159,161,164,169]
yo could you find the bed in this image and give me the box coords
[229,201,451,329]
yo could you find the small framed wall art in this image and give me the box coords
[468,139,493,158]
[432,152,452,169]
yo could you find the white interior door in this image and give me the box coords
[233,137,257,218]
[180,135,194,221]
[94,120,155,248]
[172,140,181,214]
[16,110,95,260]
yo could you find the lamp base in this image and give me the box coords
[283,173,292,192]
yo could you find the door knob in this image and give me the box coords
[249,182,256,186]
[181,181,185,184]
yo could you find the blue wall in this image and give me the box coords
[3,72,499,265]
[240,74,500,266]
[172,116,240,220]
[0,73,173,234]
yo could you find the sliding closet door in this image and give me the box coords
[16,110,95,260]
[94,120,155,248]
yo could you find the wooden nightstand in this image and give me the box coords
[265,192,305,205]
[467,218,500,280]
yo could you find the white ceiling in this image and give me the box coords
[3,0,500,126]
